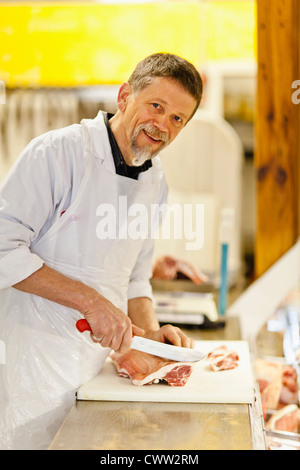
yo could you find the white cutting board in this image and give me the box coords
[77,341,255,404]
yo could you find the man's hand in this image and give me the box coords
[127,297,194,349]
[82,294,144,353]
[144,324,195,349]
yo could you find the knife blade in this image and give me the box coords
[130,335,206,362]
[76,319,206,363]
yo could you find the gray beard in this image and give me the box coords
[131,146,152,167]
[130,123,169,167]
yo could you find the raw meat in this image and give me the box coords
[207,345,239,371]
[280,366,299,406]
[265,404,300,433]
[255,359,283,418]
[111,349,194,387]
[255,359,299,419]
[152,255,208,285]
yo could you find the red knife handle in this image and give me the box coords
[76,319,135,338]
[76,319,91,333]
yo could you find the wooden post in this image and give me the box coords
[255,0,300,277]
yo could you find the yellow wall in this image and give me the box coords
[206,1,256,61]
[0,1,256,87]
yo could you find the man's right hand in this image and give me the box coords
[81,293,144,353]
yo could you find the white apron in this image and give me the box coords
[0,117,163,449]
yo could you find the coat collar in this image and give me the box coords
[82,110,165,184]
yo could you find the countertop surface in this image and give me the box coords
[49,316,266,450]
[49,400,255,451]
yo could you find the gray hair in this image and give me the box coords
[128,53,203,121]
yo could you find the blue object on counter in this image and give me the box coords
[218,242,228,316]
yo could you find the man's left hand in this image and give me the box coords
[144,324,194,349]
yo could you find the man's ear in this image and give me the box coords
[117,82,132,112]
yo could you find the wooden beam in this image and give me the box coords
[255,0,300,277]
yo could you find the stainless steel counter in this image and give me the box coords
[48,316,266,450]
[49,401,258,450]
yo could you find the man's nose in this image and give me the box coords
[154,114,169,133]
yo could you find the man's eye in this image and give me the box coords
[173,115,182,124]
[152,103,160,109]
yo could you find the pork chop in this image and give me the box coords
[111,349,194,386]
[207,345,240,371]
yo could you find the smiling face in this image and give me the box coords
[110,77,197,166]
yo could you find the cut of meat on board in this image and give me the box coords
[206,345,240,372]
[110,349,194,387]
[265,404,300,433]
[111,343,241,388]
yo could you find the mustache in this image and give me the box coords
[136,123,170,144]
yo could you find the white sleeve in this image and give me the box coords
[0,128,82,289]
[127,237,155,301]
[127,175,168,301]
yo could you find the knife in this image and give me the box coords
[76,319,206,363]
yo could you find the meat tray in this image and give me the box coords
[77,341,255,404]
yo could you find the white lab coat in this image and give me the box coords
[0,111,168,449]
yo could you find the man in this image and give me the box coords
[0,53,203,449]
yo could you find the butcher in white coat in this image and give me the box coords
[0,53,203,449]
